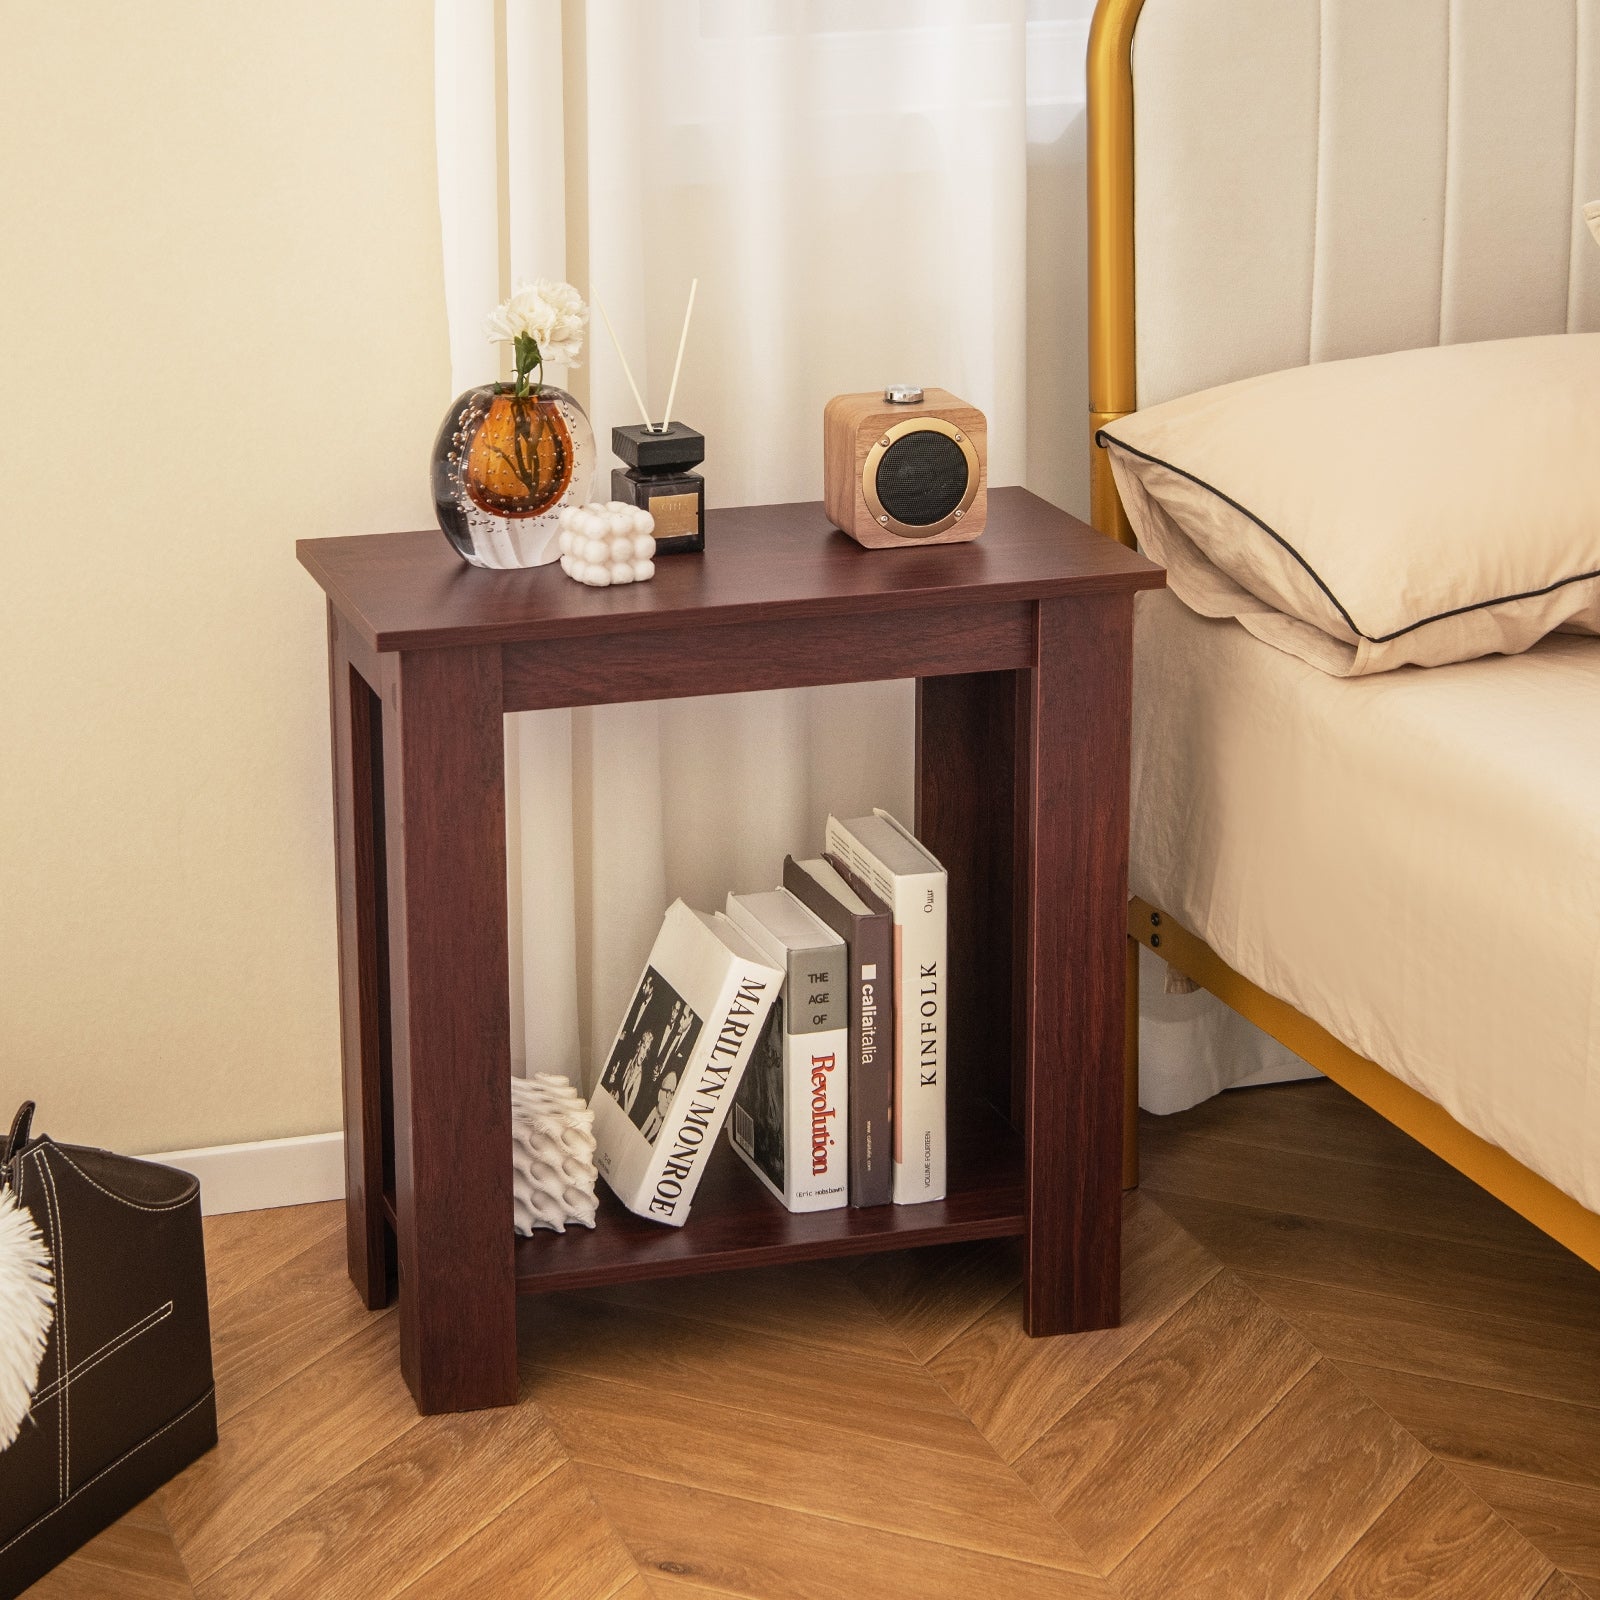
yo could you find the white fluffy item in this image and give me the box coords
[0,1186,54,1452]
[510,1074,599,1235]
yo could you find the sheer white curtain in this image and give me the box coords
[436,0,1084,1088]
[434,0,1300,1110]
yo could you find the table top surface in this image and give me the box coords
[298,487,1164,652]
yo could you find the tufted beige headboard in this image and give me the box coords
[1088,0,1600,540]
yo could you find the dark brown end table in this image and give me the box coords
[298,488,1163,1415]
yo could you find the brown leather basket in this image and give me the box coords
[0,1104,216,1598]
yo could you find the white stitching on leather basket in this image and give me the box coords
[35,1154,70,1499]
[27,1302,175,1412]
[0,1388,215,1562]
[48,1146,197,1214]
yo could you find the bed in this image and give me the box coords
[1087,0,1600,1266]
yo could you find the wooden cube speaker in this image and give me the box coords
[824,386,986,548]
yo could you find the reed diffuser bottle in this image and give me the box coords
[594,277,706,554]
[610,422,705,554]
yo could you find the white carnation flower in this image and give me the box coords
[484,278,588,368]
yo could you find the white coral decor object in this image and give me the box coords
[556,502,656,588]
[510,1074,599,1235]
[0,1187,54,1452]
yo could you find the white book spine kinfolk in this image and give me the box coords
[823,815,947,1204]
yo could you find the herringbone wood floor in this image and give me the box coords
[26,1080,1600,1599]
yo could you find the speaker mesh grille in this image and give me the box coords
[874,430,969,526]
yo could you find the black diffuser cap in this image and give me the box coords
[613,421,705,472]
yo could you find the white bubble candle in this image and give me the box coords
[556,501,657,587]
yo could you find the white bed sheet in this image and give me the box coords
[1136,943,1318,1117]
[1132,589,1600,1214]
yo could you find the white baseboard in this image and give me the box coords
[148,1132,346,1216]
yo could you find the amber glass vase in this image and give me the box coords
[432,385,595,569]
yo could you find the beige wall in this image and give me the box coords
[0,2,450,1152]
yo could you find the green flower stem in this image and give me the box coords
[512,332,544,398]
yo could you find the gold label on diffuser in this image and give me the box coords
[648,491,699,537]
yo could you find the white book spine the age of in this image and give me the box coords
[823,811,947,1204]
[724,890,850,1213]
[591,900,781,1227]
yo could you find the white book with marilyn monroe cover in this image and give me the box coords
[823,810,947,1204]
[724,889,850,1213]
[591,900,782,1227]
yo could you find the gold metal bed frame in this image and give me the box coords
[1087,0,1600,1271]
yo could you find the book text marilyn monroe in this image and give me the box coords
[590,810,948,1226]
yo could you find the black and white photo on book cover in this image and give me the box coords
[598,966,703,1145]
[733,992,786,1192]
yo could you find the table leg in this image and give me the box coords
[1017,594,1132,1334]
[381,644,517,1414]
[328,607,393,1309]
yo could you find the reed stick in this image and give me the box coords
[591,287,653,430]
[660,278,699,433]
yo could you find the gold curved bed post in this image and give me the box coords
[1088,0,1148,1189]
[1086,0,1147,550]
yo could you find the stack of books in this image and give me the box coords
[590,809,948,1227]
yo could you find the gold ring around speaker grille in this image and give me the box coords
[861,417,981,540]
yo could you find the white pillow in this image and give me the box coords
[1099,333,1600,675]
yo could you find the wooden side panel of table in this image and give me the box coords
[916,594,1132,1338]
[378,645,517,1413]
[327,606,393,1311]
[1017,595,1133,1332]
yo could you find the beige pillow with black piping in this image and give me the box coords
[1098,332,1600,676]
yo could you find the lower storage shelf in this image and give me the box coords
[512,1095,1025,1295]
